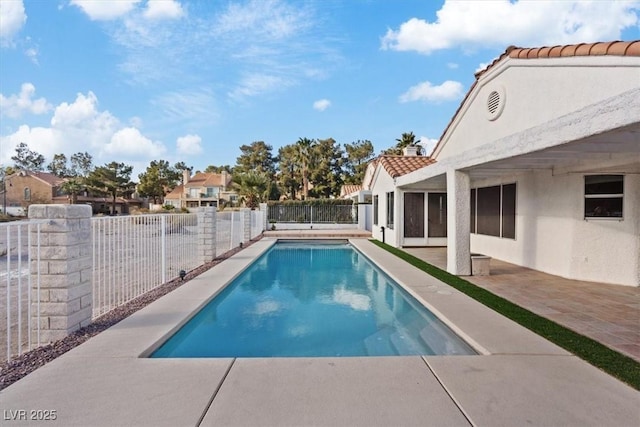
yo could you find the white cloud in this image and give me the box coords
[313,99,331,111]
[143,0,185,20]
[176,134,202,155]
[70,0,141,21]
[419,136,439,156]
[214,0,311,40]
[0,90,166,175]
[0,83,52,118]
[399,80,463,103]
[381,0,640,55]
[228,73,293,101]
[447,62,458,69]
[24,47,38,64]
[0,0,26,47]
[105,127,166,158]
[475,62,491,74]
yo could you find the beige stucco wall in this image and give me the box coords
[470,169,639,286]
[370,168,399,246]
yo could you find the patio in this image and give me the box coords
[403,247,640,363]
[0,238,637,426]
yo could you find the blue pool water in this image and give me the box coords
[151,241,476,358]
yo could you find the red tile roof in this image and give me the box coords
[340,184,363,196]
[475,40,639,78]
[377,155,435,178]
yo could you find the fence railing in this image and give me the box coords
[0,220,45,362]
[217,211,243,253]
[91,214,200,319]
[267,205,356,224]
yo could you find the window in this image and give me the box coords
[206,187,219,197]
[386,192,394,229]
[23,187,31,201]
[373,195,378,225]
[189,188,199,198]
[471,183,516,239]
[584,175,623,219]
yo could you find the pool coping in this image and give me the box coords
[1,238,638,426]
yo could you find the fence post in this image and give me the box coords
[29,204,92,345]
[241,208,251,243]
[197,207,217,264]
[259,203,268,231]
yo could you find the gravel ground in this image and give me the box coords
[0,237,261,391]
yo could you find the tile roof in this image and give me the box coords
[475,40,640,78]
[340,184,362,196]
[377,155,435,178]
[185,172,231,188]
[431,40,640,158]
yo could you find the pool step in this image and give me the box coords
[418,322,475,355]
[363,327,397,356]
[389,329,425,355]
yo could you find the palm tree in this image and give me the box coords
[233,172,269,209]
[383,131,423,155]
[295,137,313,199]
[60,177,84,204]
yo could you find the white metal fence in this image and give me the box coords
[250,210,264,239]
[0,220,45,362]
[216,211,243,254]
[91,214,200,319]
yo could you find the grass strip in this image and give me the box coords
[371,240,640,390]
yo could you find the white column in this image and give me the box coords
[446,170,471,275]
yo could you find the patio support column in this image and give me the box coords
[357,192,366,230]
[446,170,471,275]
[197,206,216,264]
[29,204,93,344]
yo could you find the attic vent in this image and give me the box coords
[487,91,500,114]
[485,86,506,121]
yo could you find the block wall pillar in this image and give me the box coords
[29,204,93,344]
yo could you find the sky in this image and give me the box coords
[1,0,639,178]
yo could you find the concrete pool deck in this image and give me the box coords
[1,238,638,426]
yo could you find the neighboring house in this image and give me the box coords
[372,40,639,287]
[164,170,237,209]
[1,170,143,216]
[1,171,65,215]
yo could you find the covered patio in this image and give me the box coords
[404,246,640,363]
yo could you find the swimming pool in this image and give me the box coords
[151,241,476,358]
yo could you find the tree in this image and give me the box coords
[137,160,181,204]
[294,137,314,199]
[60,178,84,204]
[344,140,374,184]
[173,161,193,184]
[277,145,299,200]
[69,152,93,177]
[232,172,269,209]
[235,141,276,175]
[86,162,135,215]
[11,142,45,171]
[309,138,344,198]
[382,131,422,156]
[47,154,70,177]
[204,165,233,174]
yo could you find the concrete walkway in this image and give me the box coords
[1,239,638,426]
[403,247,640,363]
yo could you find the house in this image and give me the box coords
[1,170,143,215]
[163,170,237,209]
[371,40,640,287]
[1,171,65,215]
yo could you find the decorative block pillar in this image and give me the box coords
[197,207,216,264]
[241,208,251,243]
[29,204,93,344]
[259,203,268,231]
[446,170,471,275]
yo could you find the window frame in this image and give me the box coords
[372,195,378,226]
[386,191,394,229]
[470,183,516,239]
[584,175,624,220]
